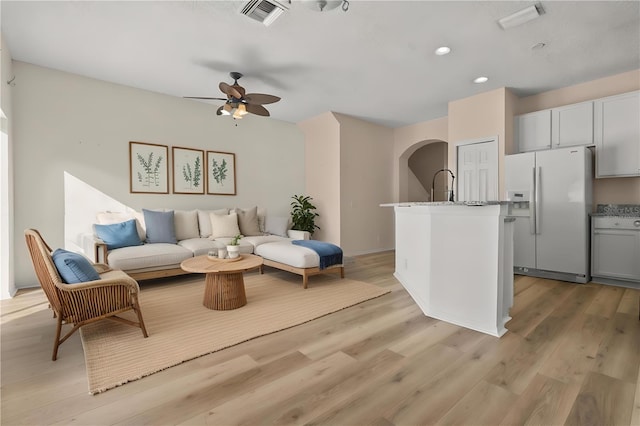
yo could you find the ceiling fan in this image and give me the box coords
[185,72,280,119]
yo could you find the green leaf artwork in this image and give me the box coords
[137,152,164,187]
[182,156,202,189]
[212,158,228,184]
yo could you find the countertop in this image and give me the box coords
[591,204,640,218]
[381,201,510,207]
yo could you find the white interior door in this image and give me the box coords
[457,138,498,202]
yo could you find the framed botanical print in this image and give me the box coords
[129,141,169,194]
[172,146,205,194]
[206,151,236,195]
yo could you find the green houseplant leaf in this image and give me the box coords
[290,195,320,236]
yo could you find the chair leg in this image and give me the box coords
[52,314,63,361]
[133,297,149,338]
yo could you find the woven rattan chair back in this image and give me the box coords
[24,229,148,360]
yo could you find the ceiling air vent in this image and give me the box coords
[241,0,289,26]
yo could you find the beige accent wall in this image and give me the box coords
[518,69,640,205]
[408,142,448,201]
[12,62,305,288]
[448,88,512,199]
[334,113,394,255]
[297,112,341,245]
[393,116,448,202]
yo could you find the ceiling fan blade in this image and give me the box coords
[216,106,223,116]
[219,82,242,99]
[184,96,228,101]
[246,104,270,117]
[244,93,281,105]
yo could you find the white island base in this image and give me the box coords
[384,203,514,337]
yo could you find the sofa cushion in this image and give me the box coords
[209,212,241,239]
[241,235,290,249]
[174,210,200,241]
[233,206,262,236]
[197,209,229,238]
[94,219,143,250]
[52,248,101,284]
[265,215,290,238]
[178,238,225,257]
[106,243,192,272]
[255,241,319,268]
[213,238,254,254]
[96,211,146,241]
[143,209,177,244]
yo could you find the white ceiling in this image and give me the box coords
[2,1,639,128]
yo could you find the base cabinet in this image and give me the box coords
[592,228,640,282]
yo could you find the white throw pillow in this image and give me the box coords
[265,215,290,238]
[197,208,229,238]
[174,210,200,241]
[209,212,241,239]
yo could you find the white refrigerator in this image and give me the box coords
[505,146,592,283]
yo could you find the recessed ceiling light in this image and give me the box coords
[473,76,489,84]
[435,46,451,56]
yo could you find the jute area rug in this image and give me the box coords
[80,273,390,394]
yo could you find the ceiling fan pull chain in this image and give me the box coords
[342,0,349,12]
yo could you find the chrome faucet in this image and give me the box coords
[431,169,456,202]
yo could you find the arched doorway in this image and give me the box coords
[398,139,448,202]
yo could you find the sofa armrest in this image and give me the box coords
[93,237,109,264]
[287,230,311,240]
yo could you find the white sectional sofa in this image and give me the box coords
[92,207,344,288]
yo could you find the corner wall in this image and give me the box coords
[12,62,305,289]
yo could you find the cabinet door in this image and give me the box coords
[594,91,640,177]
[592,229,640,281]
[515,110,552,152]
[552,101,594,148]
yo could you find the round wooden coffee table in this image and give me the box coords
[180,254,263,310]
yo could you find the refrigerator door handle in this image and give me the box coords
[535,166,541,234]
[530,166,536,234]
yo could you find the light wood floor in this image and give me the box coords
[2,251,639,425]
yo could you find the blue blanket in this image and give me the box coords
[292,240,343,270]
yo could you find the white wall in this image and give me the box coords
[1,33,15,299]
[12,62,305,289]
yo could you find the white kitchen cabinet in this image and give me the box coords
[592,228,640,282]
[515,110,551,152]
[551,101,594,148]
[594,91,640,177]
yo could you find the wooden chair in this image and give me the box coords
[24,229,148,360]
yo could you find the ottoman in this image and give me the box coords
[254,241,344,288]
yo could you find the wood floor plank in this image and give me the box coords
[437,379,518,425]
[565,371,636,426]
[499,373,581,425]
[585,284,625,319]
[388,320,459,358]
[593,312,640,383]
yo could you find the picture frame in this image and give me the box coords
[129,141,169,194]
[172,146,205,194]
[206,151,236,195]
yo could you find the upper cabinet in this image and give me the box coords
[594,91,640,178]
[515,102,593,153]
[551,101,594,149]
[515,110,551,152]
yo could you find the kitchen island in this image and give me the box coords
[382,202,514,337]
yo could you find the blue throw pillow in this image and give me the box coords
[143,209,177,244]
[52,249,101,284]
[94,219,143,250]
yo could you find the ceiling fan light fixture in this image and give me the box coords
[221,103,233,115]
[237,103,248,116]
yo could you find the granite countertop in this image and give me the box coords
[591,204,640,217]
[381,201,510,207]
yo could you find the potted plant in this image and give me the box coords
[290,195,320,237]
[226,234,243,259]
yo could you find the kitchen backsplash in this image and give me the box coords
[596,204,640,216]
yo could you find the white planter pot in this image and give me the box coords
[227,245,240,259]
